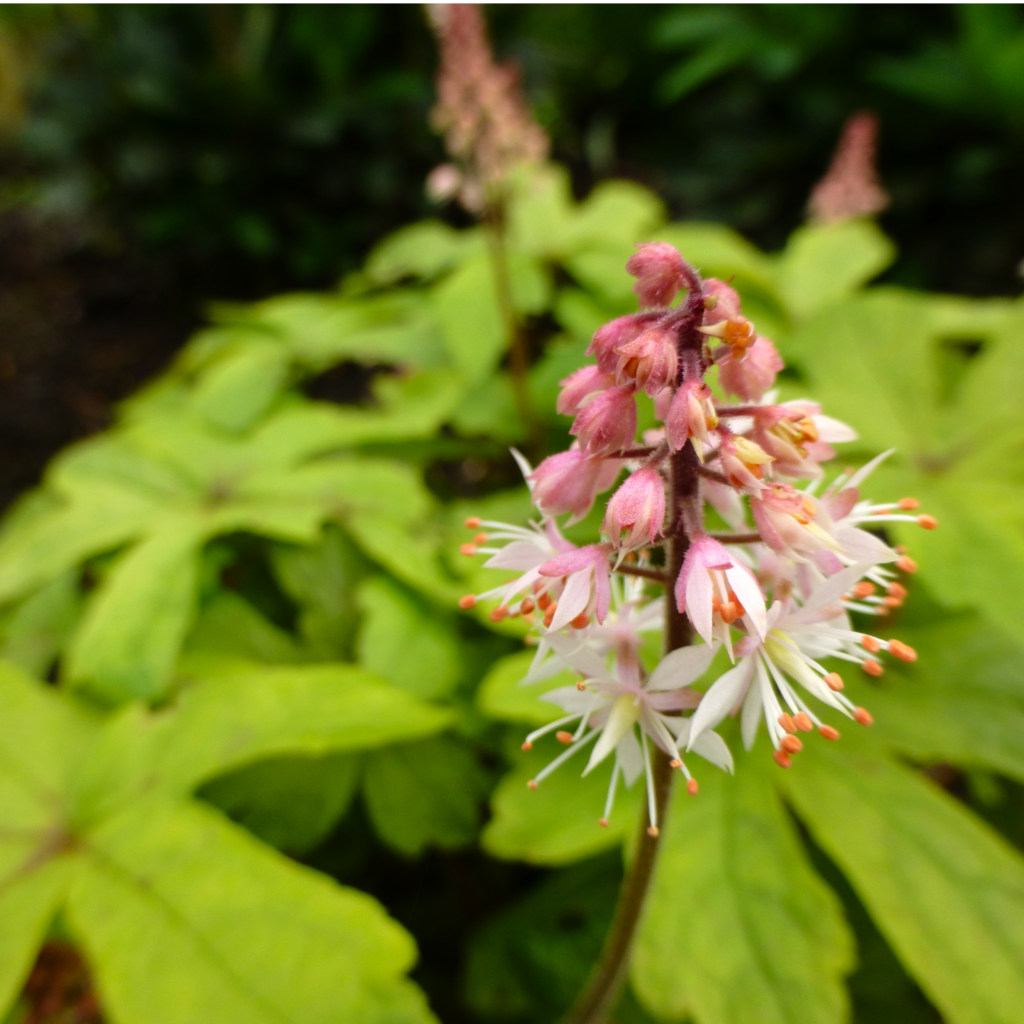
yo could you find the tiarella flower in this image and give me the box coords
[675,534,767,645]
[750,400,857,480]
[587,313,659,374]
[570,385,638,457]
[522,641,731,831]
[604,465,666,551]
[701,278,742,323]
[716,434,773,495]
[557,365,616,417]
[716,335,784,402]
[698,315,756,354]
[614,325,678,395]
[627,242,688,308]
[665,379,718,457]
[687,565,918,767]
[530,449,622,522]
[539,543,614,629]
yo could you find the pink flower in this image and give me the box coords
[530,449,621,523]
[665,380,718,456]
[604,466,666,550]
[701,278,742,324]
[627,242,687,308]
[674,535,767,644]
[717,434,773,495]
[557,365,616,416]
[717,335,784,402]
[750,482,835,561]
[539,544,613,628]
[570,385,638,457]
[613,325,678,395]
[587,313,658,374]
[752,401,855,479]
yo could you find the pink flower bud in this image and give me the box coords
[613,325,678,395]
[557,365,616,416]
[587,314,657,374]
[717,335,784,402]
[665,380,718,455]
[701,279,742,323]
[603,466,666,550]
[570,385,637,457]
[530,450,619,522]
[627,243,687,308]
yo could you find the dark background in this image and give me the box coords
[0,3,1021,505]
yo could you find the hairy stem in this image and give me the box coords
[712,531,763,545]
[612,564,666,583]
[563,271,703,1024]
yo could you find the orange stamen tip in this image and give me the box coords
[895,544,907,554]
[687,778,699,796]
[489,607,509,623]
[773,750,793,769]
[570,613,591,629]
[460,543,478,556]
[918,514,938,530]
[711,594,722,611]
[524,634,538,646]
[898,497,920,510]
[819,725,840,741]
[669,758,683,769]
[896,555,918,573]
[576,680,587,691]
[793,712,813,733]
[458,594,477,610]
[719,602,738,624]
[555,731,574,745]
[824,672,844,691]
[521,741,533,751]
[543,605,557,627]
[854,707,874,726]
[598,818,609,828]
[464,517,482,529]
[862,659,883,677]
[537,592,552,611]
[527,779,538,790]
[647,826,660,837]
[861,635,881,653]
[875,605,890,617]
[887,582,908,600]
[889,639,918,663]
[777,712,797,734]
[781,735,803,754]
[519,598,535,614]
[852,582,876,599]
[883,595,903,608]
[473,532,489,544]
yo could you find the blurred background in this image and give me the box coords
[0,4,1022,508]
[1,7,1023,1024]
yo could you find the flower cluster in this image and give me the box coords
[459,243,935,831]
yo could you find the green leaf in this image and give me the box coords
[507,164,579,259]
[190,342,290,433]
[632,754,853,1024]
[185,591,306,665]
[570,180,665,251]
[366,220,474,284]
[67,518,203,703]
[0,571,81,676]
[357,577,461,699]
[433,252,506,381]
[67,799,436,1024]
[483,746,641,866]
[200,752,360,853]
[477,651,574,726]
[782,735,1024,1024]
[363,736,485,856]
[776,220,896,320]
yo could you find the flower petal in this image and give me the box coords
[647,643,718,691]
[688,658,755,747]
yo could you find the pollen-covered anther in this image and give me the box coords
[555,731,574,745]
[852,581,876,599]
[598,818,609,828]
[883,595,903,608]
[896,555,918,573]
[527,779,538,790]
[520,598,535,614]
[460,543,477,556]
[773,750,793,769]
[862,659,883,677]
[668,758,683,770]
[777,712,797,734]
[888,639,918,662]
[898,497,920,510]
[489,607,509,623]
[543,604,557,627]
[464,516,482,529]
[853,706,874,726]
[687,778,699,795]
[824,672,844,691]
[576,680,587,691]
[793,712,813,732]
[521,740,533,751]
[458,594,477,610]
[473,532,489,544]
[536,592,552,611]
[861,635,881,653]
[918,514,938,530]
[887,582,908,600]
[647,825,660,837]
[523,635,538,646]
[819,725,840,741]
[571,613,591,629]
[719,601,739,624]
[781,735,803,754]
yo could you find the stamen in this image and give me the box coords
[537,592,552,611]
[852,582,876,599]
[781,735,803,754]
[778,712,797,734]
[669,758,683,769]
[460,543,478,556]
[601,762,621,826]
[647,826,660,837]
[464,517,482,528]
[576,680,587,691]
[918,515,938,530]
[773,750,793,769]
[555,731,574,744]
[571,613,591,629]
[524,635,538,646]
[527,779,538,790]
[862,659,883,677]
[888,639,918,662]
[458,594,477,610]
[819,725,840,740]
[641,730,658,835]
[520,598,535,613]
[543,604,557,627]
[853,707,874,726]
[473,532,489,544]
[490,607,509,622]
[898,497,919,510]
[824,672,844,691]
[687,778,699,795]
[896,555,918,573]
[521,741,533,751]
[793,712,813,732]
[886,583,908,600]
[598,818,609,827]
[861,635,881,653]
